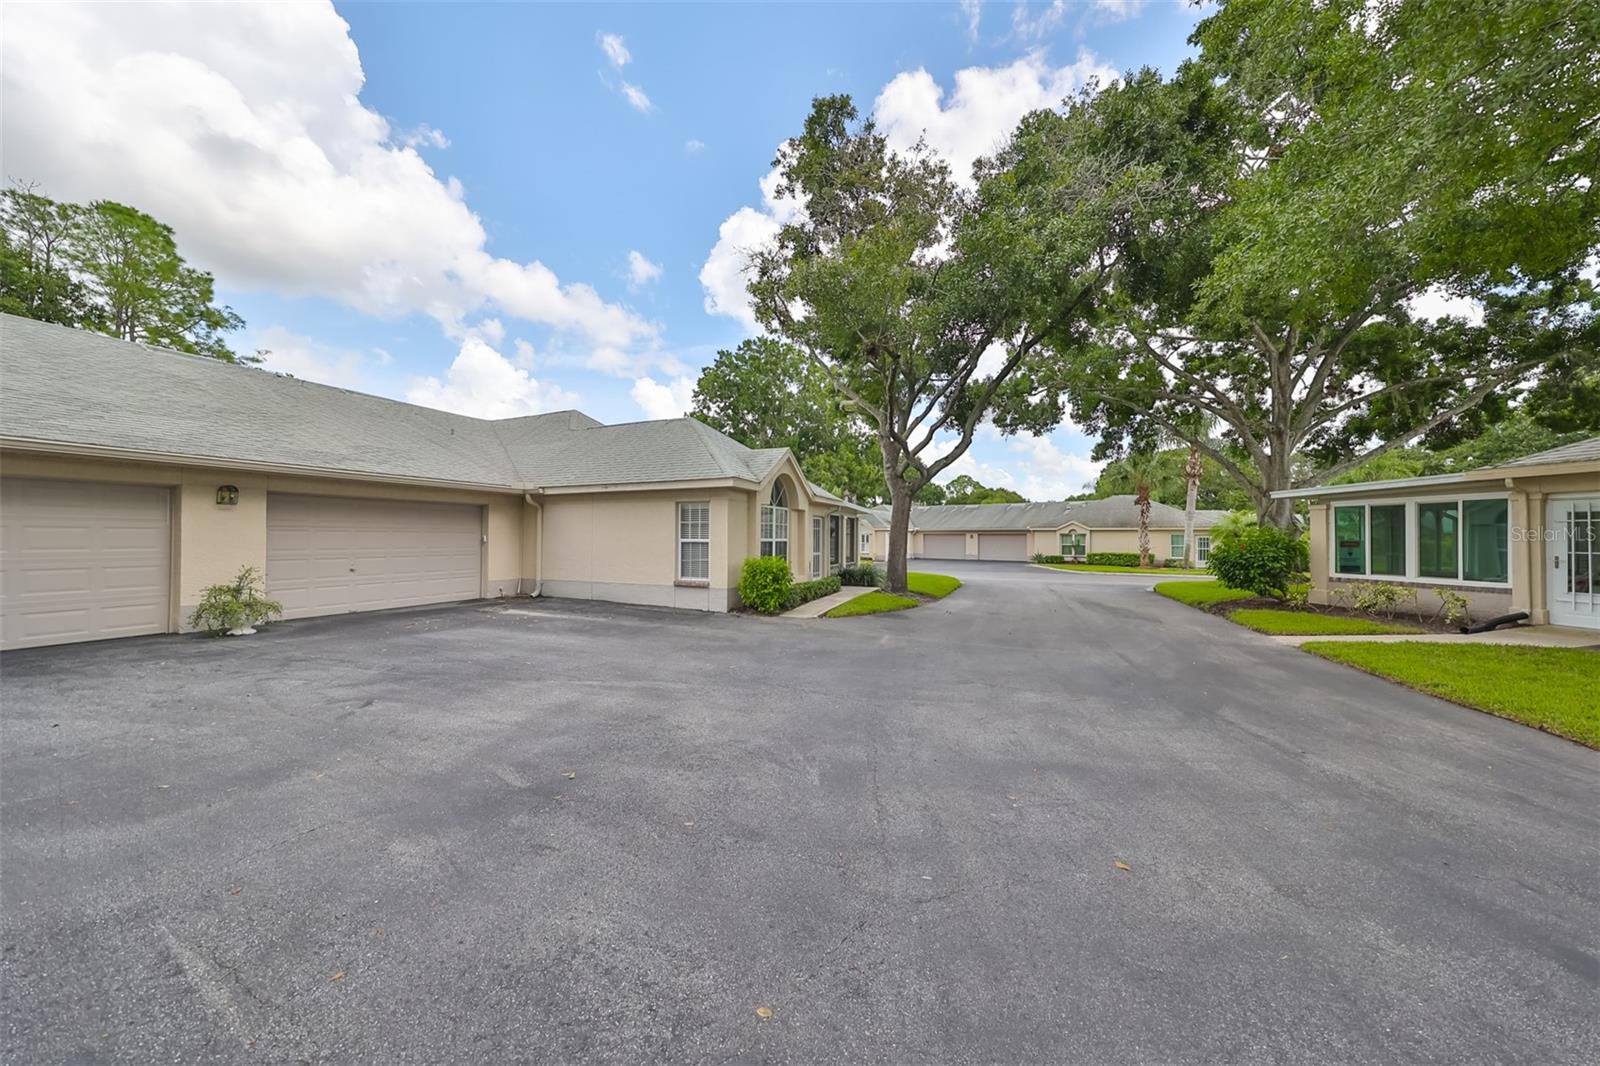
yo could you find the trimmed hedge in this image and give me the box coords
[738,556,793,614]
[785,575,842,610]
[1087,551,1141,567]
[1031,553,1067,564]
[838,562,883,587]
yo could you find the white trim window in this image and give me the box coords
[1169,533,1185,560]
[1195,535,1211,565]
[760,482,790,560]
[678,501,710,582]
[1060,531,1086,559]
[1329,495,1509,586]
[811,517,824,578]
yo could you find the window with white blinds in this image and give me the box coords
[678,502,710,581]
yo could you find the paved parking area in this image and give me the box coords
[2,562,1595,1063]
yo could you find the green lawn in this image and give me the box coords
[1301,642,1600,748]
[824,591,919,618]
[1042,563,1210,576]
[907,571,961,598]
[1229,609,1422,636]
[1154,580,1254,607]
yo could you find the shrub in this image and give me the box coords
[1031,553,1066,564]
[1086,551,1141,568]
[1284,583,1310,608]
[739,556,793,614]
[1332,580,1417,618]
[1206,526,1302,600]
[1437,588,1471,629]
[1207,510,1257,550]
[784,575,841,610]
[838,562,883,587]
[189,566,284,636]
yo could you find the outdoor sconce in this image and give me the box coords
[216,485,240,506]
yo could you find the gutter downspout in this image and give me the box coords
[523,492,544,598]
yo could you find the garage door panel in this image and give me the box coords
[923,533,966,559]
[978,533,1028,561]
[266,494,481,620]
[1,479,172,649]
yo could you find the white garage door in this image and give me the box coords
[266,494,482,620]
[1,478,171,650]
[922,533,967,559]
[978,533,1028,561]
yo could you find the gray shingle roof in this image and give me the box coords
[1483,436,1600,470]
[862,497,1226,530]
[0,314,797,492]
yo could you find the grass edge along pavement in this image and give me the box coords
[1229,608,1422,636]
[1300,641,1600,749]
[823,571,959,617]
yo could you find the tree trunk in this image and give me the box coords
[1137,489,1152,567]
[884,480,913,594]
[1183,446,1201,568]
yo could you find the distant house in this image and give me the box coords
[0,315,870,649]
[862,498,1227,564]
[1272,438,1599,631]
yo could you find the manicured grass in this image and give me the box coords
[1301,642,1600,748]
[1042,563,1211,575]
[1154,580,1254,607]
[907,571,961,598]
[824,591,919,618]
[1229,609,1421,636]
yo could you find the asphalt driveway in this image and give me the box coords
[2,562,1595,1064]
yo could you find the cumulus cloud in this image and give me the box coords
[253,326,379,392]
[400,123,450,149]
[701,52,1114,330]
[1091,0,1147,24]
[874,50,1117,186]
[630,375,697,420]
[627,250,663,290]
[1003,431,1103,499]
[407,336,579,419]
[2,1,656,370]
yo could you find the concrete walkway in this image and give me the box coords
[1269,623,1599,648]
[780,583,878,618]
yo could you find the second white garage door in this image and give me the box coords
[922,533,967,559]
[977,533,1028,561]
[266,494,482,620]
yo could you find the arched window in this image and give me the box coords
[760,479,791,560]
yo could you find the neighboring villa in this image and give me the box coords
[0,315,869,650]
[1273,438,1600,631]
[864,499,1228,564]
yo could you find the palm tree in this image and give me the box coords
[1120,452,1166,568]
[1181,442,1204,568]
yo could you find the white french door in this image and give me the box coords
[1548,497,1599,629]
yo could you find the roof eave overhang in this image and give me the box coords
[1271,472,1469,500]
[532,477,756,495]
[1470,460,1600,482]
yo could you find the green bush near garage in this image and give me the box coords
[1086,551,1141,567]
[784,575,842,610]
[738,556,794,614]
[838,562,883,587]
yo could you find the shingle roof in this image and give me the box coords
[862,497,1227,530]
[1482,436,1600,470]
[0,314,799,492]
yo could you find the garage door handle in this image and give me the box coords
[349,567,356,572]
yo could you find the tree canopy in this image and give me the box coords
[690,337,886,502]
[0,187,246,361]
[1038,1,1600,524]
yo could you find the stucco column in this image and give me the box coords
[1307,502,1329,605]
[1519,488,1548,624]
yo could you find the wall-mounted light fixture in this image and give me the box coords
[216,485,240,506]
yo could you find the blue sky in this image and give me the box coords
[4,1,1204,498]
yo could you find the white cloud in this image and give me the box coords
[627,250,663,290]
[874,50,1117,186]
[620,83,654,114]
[701,52,1115,328]
[1004,431,1103,500]
[1091,0,1147,24]
[253,326,377,392]
[1406,286,1485,326]
[2,2,656,367]
[400,123,449,149]
[598,32,631,69]
[1011,1,1068,39]
[630,375,696,420]
[407,336,578,419]
[959,0,983,42]
[685,138,707,154]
